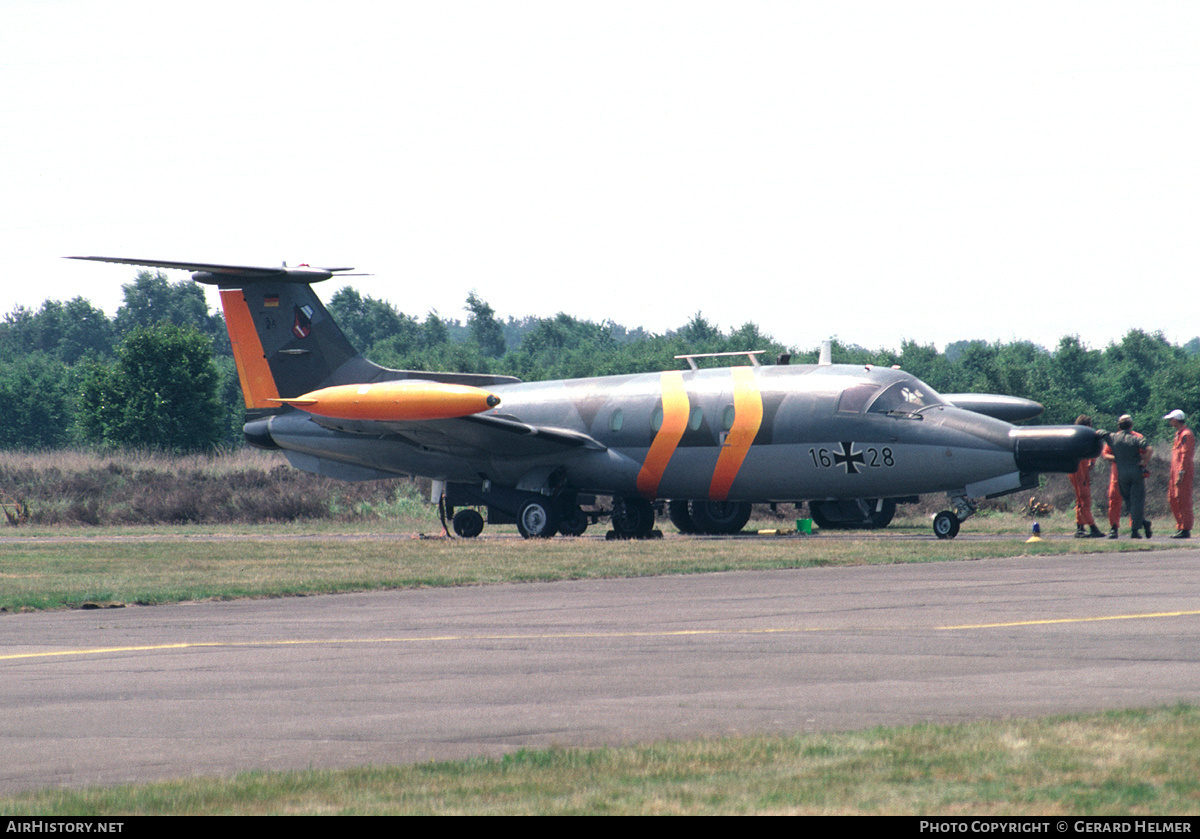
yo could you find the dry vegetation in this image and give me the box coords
[0,445,1181,530]
[0,447,430,528]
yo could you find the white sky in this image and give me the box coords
[3,0,1198,354]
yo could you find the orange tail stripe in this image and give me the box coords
[220,289,279,409]
[709,367,763,501]
[636,371,690,499]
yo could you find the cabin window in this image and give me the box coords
[609,408,624,432]
[721,404,735,431]
[651,406,664,432]
[688,406,704,431]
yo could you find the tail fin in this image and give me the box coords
[215,279,362,411]
[68,257,522,417]
[68,258,368,415]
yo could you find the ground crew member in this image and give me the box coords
[1102,415,1152,538]
[1164,409,1194,538]
[1103,440,1122,537]
[1103,436,1145,538]
[1069,415,1103,538]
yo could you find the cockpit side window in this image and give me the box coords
[837,382,880,413]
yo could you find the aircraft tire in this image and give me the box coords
[667,500,698,534]
[868,499,897,529]
[517,499,559,539]
[557,505,588,537]
[451,508,485,538]
[688,500,752,535]
[808,503,835,531]
[809,499,896,530]
[933,510,960,540]
[612,496,656,538]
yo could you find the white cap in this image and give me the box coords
[1164,409,1187,422]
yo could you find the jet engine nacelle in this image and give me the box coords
[1010,426,1103,473]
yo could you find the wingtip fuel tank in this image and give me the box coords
[274,381,501,422]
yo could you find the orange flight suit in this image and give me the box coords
[1169,424,1195,532]
[1104,444,1121,529]
[1069,455,1097,528]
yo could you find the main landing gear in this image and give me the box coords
[808,498,897,530]
[442,482,661,540]
[667,500,752,535]
[610,496,657,539]
[451,508,485,538]
[442,483,759,540]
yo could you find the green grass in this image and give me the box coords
[1,513,1192,814]
[3,705,1197,815]
[0,513,1173,613]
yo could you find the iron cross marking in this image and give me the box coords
[833,441,865,474]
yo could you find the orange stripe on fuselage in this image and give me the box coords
[219,288,280,409]
[636,370,690,499]
[709,366,763,501]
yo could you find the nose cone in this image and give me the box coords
[1010,426,1102,473]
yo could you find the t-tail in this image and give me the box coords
[206,270,366,417]
[66,257,519,426]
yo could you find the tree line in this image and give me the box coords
[2,270,1198,452]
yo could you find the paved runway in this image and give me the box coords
[3,548,1199,793]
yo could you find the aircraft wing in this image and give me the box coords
[298,411,607,459]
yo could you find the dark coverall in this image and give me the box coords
[1108,430,1150,533]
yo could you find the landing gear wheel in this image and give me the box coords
[611,497,656,538]
[933,510,960,540]
[689,500,752,534]
[809,498,896,529]
[865,498,896,529]
[451,508,485,538]
[808,502,835,531]
[557,505,588,537]
[667,499,698,534]
[517,499,559,539]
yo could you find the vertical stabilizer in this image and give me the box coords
[67,257,367,415]
[216,280,358,408]
[67,256,522,414]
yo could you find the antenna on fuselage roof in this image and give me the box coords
[819,340,833,366]
[674,350,765,371]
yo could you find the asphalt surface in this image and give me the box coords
[3,546,1200,793]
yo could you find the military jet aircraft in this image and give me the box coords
[70,257,1101,539]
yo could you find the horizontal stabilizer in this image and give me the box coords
[67,256,357,284]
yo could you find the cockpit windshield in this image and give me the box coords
[867,377,945,415]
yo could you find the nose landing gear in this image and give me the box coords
[933,494,978,540]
